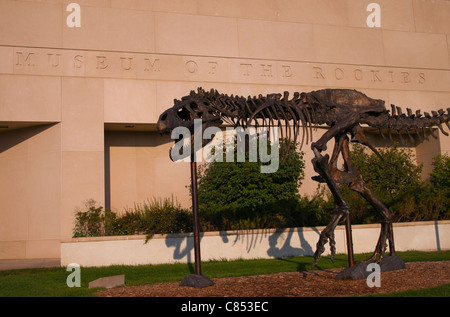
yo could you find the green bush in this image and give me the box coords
[73,199,116,238]
[430,154,450,190]
[72,197,192,239]
[197,138,306,231]
[341,145,448,223]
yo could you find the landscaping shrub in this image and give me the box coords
[197,138,306,231]
[72,197,192,239]
[73,149,449,238]
[341,145,448,223]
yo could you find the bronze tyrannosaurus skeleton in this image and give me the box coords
[157,88,450,267]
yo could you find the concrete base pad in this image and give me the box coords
[335,255,406,280]
[89,275,125,289]
[179,274,215,289]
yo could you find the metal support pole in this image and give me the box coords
[389,223,395,255]
[179,156,214,288]
[345,214,354,267]
[190,159,202,275]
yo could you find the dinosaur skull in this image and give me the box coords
[157,88,223,161]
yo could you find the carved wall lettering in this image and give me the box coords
[371,70,381,82]
[388,71,394,83]
[354,69,363,81]
[282,65,293,78]
[208,62,218,75]
[47,54,61,68]
[335,68,344,80]
[120,57,133,71]
[419,73,426,84]
[313,67,325,79]
[5,47,439,91]
[241,63,252,76]
[144,58,160,72]
[260,64,273,77]
[16,52,35,67]
[73,55,83,68]
[185,60,198,73]
[402,72,410,83]
[96,56,108,69]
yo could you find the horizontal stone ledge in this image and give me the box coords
[62,219,450,244]
[2,46,449,92]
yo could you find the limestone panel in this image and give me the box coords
[0,46,13,74]
[413,0,450,34]
[0,75,61,122]
[237,19,315,61]
[313,25,385,66]
[61,77,104,152]
[106,131,191,210]
[61,151,105,240]
[25,240,61,259]
[274,0,348,25]
[0,0,62,47]
[0,156,28,241]
[27,152,61,240]
[155,12,239,57]
[63,5,155,52]
[104,79,157,124]
[0,124,61,247]
[197,0,278,21]
[383,31,449,70]
[108,144,138,210]
[111,0,198,14]
[0,241,26,260]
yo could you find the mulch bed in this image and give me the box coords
[98,260,450,297]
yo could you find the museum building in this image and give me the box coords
[0,0,449,267]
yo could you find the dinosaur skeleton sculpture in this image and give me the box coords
[157,88,450,267]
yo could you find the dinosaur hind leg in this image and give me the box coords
[349,175,395,262]
[311,135,351,268]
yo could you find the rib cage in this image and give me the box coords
[188,87,450,149]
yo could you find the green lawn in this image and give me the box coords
[0,251,449,297]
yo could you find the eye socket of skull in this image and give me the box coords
[177,107,191,120]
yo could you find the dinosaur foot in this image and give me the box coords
[364,222,394,264]
[311,230,336,269]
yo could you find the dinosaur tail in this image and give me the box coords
[369,105,450,143]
